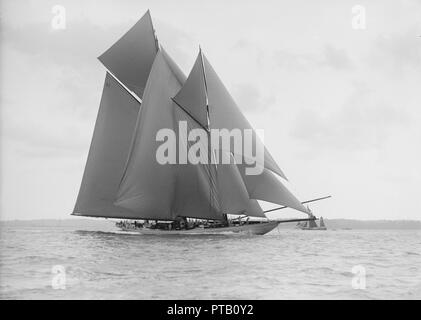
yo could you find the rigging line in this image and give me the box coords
[178,110,220,213]
[198,48,209,109]
[172,97,219,207]
[104,68,142,104]
[146,10,160,53]
[171,98,208,131]
[263,195,332,214]
[199,48,210,113]
[199,47,217,214]
[275,217,317,224]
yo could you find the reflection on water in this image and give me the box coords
[1,221,420,299]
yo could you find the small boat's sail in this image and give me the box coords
[308,217,319,228]
[320,217,326,228]
[296,207,327,230]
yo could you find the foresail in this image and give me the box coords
[245,199,265,218]
[98,11,158,98]
[174,51,287,179]
[171,107,223,220]
[72,73,141,218]
[237,163,309,214]
[169,50,308,216]
[173,52,208,129]
[217,154,266,218]
[202,54,287,180]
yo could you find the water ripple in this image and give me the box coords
[1,223,420,299]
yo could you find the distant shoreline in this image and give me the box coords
[1,218,421,230]
[277,218,421,230]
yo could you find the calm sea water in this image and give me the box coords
[1,220,420,299]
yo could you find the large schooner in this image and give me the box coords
[72,11,327,235]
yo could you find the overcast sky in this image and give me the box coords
[1,0,421,220]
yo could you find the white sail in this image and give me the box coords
[202,54,287,180]
[237,163,308,214]
[161,46,187,85]
[173,51,287,179]
[173,52,208,129]
[74,12,188,220]
[98,11,158,98]
[115,51,223,220]
[217,155,266,218]
[74,11,310,222]
[114,51,180,219]
[72,73,141,218]
[309,218,318,228]
[172,51,307,214]
[171,106,223,220]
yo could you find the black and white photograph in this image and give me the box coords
[0,0,420,305]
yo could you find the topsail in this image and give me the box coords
[98,10,158,98]
[73,11,310,221]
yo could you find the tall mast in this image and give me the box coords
[147,10,160,52]
[199,47,219,217]
[199,47,210,130]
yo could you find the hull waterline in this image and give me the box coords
[118,221,280,235]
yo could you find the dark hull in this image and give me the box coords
[118,221,280,235]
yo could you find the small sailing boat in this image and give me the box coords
[72,11,329,235]
[319,217,327,230]
[296,206,327,230]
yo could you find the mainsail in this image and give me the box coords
[74,11,310,222]
[114,51,222,221]
[114,51,181,219]
[72,73,141,218]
